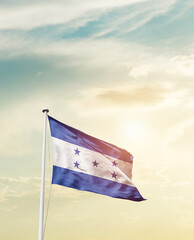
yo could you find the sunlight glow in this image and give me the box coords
[124,120,145,142]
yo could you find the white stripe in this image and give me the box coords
[51,137,134,187]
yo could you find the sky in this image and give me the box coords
[0,0,194,239]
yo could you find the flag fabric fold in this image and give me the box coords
[48,116,145,202]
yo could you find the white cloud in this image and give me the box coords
[165,116,194,144]
[172,181,190,186]
[179,212,194,228]
[129,64,153,78]
[0,0,146,31]
[0,0,176,32]
[0,177,40,202]
[0,176,83,208]
[2,36,192,79]
[169,55,194,76]
[93,0,176,37]
[4,206,18,212]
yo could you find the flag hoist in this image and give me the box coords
[39,109,49,240]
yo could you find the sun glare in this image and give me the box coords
[124,120,145,142]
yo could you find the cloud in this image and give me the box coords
[180,213,194,228]
[0,176,83,204]
[0,0,147,31]
[0,0,176,41]
[0,3,85,30]
[0,177,40,203]
[4,206,18,212]
[1,32,193,84]
[91,84,169,107]
[169,55,194,76]
[92,0,176,37]
[128,64,153,78]
[172,181,190,186]
[165,116,194,145]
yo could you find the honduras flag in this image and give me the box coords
[48,116,145,202]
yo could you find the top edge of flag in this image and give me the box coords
[48,115,133,163]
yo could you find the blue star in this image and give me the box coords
[111,172,117,179]
[74,148,80,155]
[93,160,99,167]
[74,161,80,168]
[112,161,118,167]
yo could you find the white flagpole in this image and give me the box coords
[39,109,49,240]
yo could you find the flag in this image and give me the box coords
[48,116,145,201]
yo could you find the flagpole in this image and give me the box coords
[39,109,49,240]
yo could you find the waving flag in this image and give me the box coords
[48,116,145,201]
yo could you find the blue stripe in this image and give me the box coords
[52,165,145,201]
[48,116,133,163]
